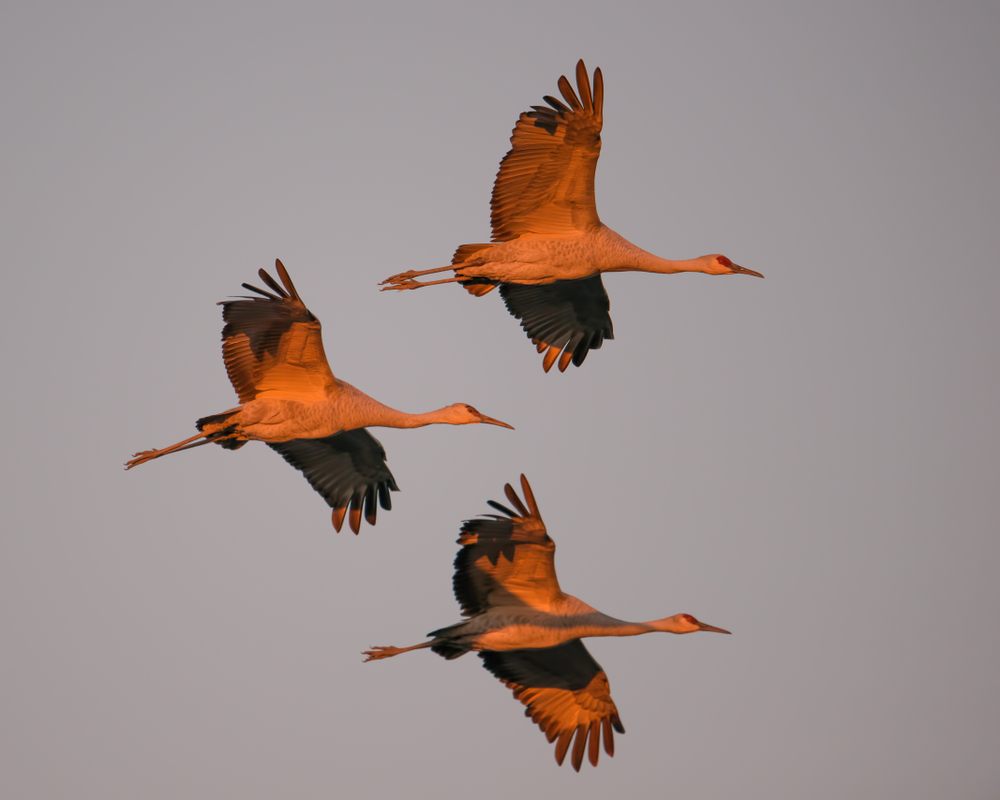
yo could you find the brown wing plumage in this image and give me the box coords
[452,475,564,614]
[219,259,337,404]
[490,60,604,241]
[480,639,624,771]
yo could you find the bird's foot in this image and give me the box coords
[379,280,421,292]
[362,646,403,662]
[124,449,159,469]
[379,270,419,285]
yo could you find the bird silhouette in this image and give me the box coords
[126,260,513,533]
[381,60,762,372]
[363,475,730,769]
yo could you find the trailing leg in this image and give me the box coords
[126,407,243,469]
[380,276,469,292]
[380,264,458,286]
[362,642,434,661]
[125,432,213,469]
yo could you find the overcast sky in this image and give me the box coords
[3,2,999,798]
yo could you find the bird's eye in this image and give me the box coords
[717,256,732,268]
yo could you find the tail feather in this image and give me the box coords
[430,641,471,661]
[195,409,245,448]
[451,242,500,297]
[196,409,238,432]
[451,243,496,264]
[461,280,498,297]
[426,620,473,660]
[453,243,499,296]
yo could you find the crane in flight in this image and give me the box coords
[380,60,762,373]
[126,260,513,533]
[363,475,730,770]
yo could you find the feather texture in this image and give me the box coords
[491,64,604,240]
[499,275,613,372]
[266,428,398,534]
[452,476,562,616]
[480,640,623,770]
[219,260,337,403]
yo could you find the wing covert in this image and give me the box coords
[266,428,399,534]
[220,259,337,403]
[480,639,624,771]
[453,476,562,615]
[491,60,604,241]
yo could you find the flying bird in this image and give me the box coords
[363,475,730,770]
[126,260,513,533]
[380,60,762,372]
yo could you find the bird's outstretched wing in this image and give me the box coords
[499,275,613,372]
[267,428,399,534]
[491,60,604,241]
[480,639,624,771]
[220,259,337,403]
[452,475,563,615]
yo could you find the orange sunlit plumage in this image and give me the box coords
[381,60,761,372]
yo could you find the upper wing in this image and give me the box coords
[491,60,604,241]
[499,275,614,372]
[480,639,624,771]
[452,475,563,615]
[266,428,399,534]
[219,259,337,403]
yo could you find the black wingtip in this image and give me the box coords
[256,268,288,299]
[503,483,530,517]
[542,94,571,113]
[486,499,517,518]
[274,259,302,302]
[575,60,593,114]
[518,475,541,521]
[238,282,281,301]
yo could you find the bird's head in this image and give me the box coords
[656,613,732,635]
[705,255,764,278]
[446,404,515,429]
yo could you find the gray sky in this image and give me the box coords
[2,2,999,798]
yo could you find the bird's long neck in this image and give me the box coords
[611,249,714,276]
[577,612,690,638]
[352,402,454,430]
[387,407,459,429]
[597,228,714,275]
[575,612,657,638]
[335,382,455,430]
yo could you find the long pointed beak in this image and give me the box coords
[730,264,764,278]
[478,413,515,430]
[697,622,732,634]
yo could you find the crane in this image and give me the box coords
[380,60,763,373]
[363,475,730,770]
[126,260,513,533]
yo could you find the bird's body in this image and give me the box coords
[363,476,730,770]
[126,260,512,533]
[448,228,743,286]
[429,602,692,652]
[196,379,489,444]
[381,60,762,372]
